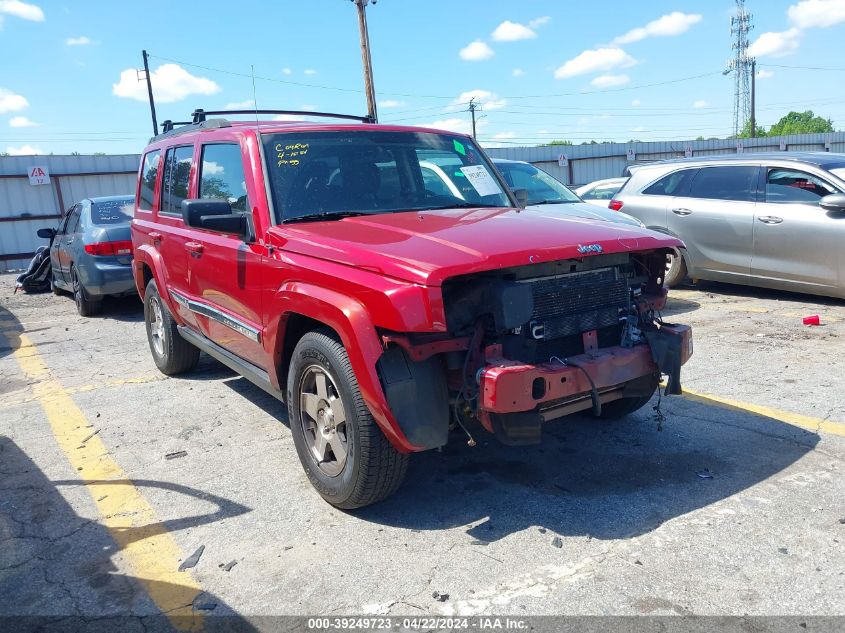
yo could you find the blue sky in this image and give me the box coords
[1,0,844,155]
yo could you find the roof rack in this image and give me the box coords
[191,108,375,124]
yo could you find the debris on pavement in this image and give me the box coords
[432,591,450,602]
[165,450,188,460]
[696,469,714,479]
[179,545,205,571]
[80,429,100,444]
[552,536,563,548]
[220,560,238,572]
[803,314,821,326]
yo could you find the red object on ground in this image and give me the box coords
[803,314,821,326]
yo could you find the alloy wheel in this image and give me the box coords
[298,365,349,477]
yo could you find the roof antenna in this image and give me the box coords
[250,64,259,126]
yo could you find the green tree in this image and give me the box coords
[545,139,573,146]
[737,120,767,138]
[768,110,834,136]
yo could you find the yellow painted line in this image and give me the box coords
[680,385,845,438]
[1,374,166,408]
[6,332,203,630]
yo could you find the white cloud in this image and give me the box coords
[6,144,42,155]
[0,1,44,22]
[223,99,255,109]
[554,48,636,79]
[303,69,317,75]
[631,99,641,106]
[491,20,536,42]
[0,88,28,113]
[591,74,630,88]
[422,118,474,135]
[65,35,92,45]
[301,104,317,110]
[512,68,524,77]
[529,16,550,29]
[459,40,494,61]
[452,89,506,110]
[112,63,220,103]
[378,99,406,108]
[9,115,36,127]
[202,160,224,175]
[788,0,845,28]
[757,69,775,79]
[274,114,304,122]
[748,28,801,57]
[693,100,709,108]
[492,131,516,139]
[611,12,702,45]
[282,67,292,75]
[631,126,648,133]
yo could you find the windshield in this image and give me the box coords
[830,167,845,183]
[495,161,581,205]
[91,198,133,225]
[262,130,512,222]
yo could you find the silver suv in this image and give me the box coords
[611,152,845,298]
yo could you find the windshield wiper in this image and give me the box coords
[422,203,503,211]
[528,200,578,206]
[282,210,374,224]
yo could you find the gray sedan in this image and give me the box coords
[612,153,845,298]
[38,195,136,316]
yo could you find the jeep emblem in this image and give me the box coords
[577,243,603,254]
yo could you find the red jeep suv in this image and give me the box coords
[131,109,692,508]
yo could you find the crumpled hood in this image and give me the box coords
[268,206,683,286]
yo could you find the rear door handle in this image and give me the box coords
[185,241,204,254]
[757,215,783,225]
[672,208,693,216]
[149,231,162,241]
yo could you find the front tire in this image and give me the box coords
[287,329,409,509]
[663,249,688,288]
[71,266,101,316]
[143,279,199,375]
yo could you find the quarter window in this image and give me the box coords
[199,144,249,213]
[643,169,697,197]
[765,168,837,204]
[687,166,758,202]
[139,150,160,210]
[160,145,194,215]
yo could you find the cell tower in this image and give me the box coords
[727,0,754,136]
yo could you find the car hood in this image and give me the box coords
[268,206,682,286]
[524,201,643,227]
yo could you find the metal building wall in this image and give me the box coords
[0,154,140,271]
[486,132,845,186]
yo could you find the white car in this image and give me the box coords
[576,177,628,207]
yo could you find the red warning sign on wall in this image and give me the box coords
[28,165,50,185]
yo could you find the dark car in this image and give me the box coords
[38,195,136,315]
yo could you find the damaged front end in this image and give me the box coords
[378,248,692,448]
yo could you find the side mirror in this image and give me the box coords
[181,199,248,236]
[37,228,56,239]
[512,188,529,209]
[820,193,845,213]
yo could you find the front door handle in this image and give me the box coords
[185,241,204,254]
[757,215,783,225]
[672,208,692,216]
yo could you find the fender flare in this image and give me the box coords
[270,281,420,453]
[133,245,179,315]
[645,226,692,274]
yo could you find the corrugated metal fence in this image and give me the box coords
[2,132,844,270]
[485,132,845,188]
[0,154,139,271]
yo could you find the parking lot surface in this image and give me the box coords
[1,273,844,628]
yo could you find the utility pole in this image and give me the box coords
[750,59,756,138]
[142,50,158,136]
[467,98,479,139]
[352,0,378,123]
[725,0,754,137]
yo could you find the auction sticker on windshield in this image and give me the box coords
[460,165,500,196]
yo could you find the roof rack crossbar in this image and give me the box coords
[191,108,375,124]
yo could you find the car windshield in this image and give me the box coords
[91,199,133,225]
[829,167,845,182]
[262,130,512,222]
[495,161,581,205]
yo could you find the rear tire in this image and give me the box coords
[287,329,409,509]
[597,393,655,419]
[663,248,688,288]
[143,279,199,375]
[71,266,101,317]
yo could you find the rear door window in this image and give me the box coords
[687,166,758,202]
[765,168,838,204]
[199,143,249,213]
[160,145,194,215]
[643,169,697,196]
